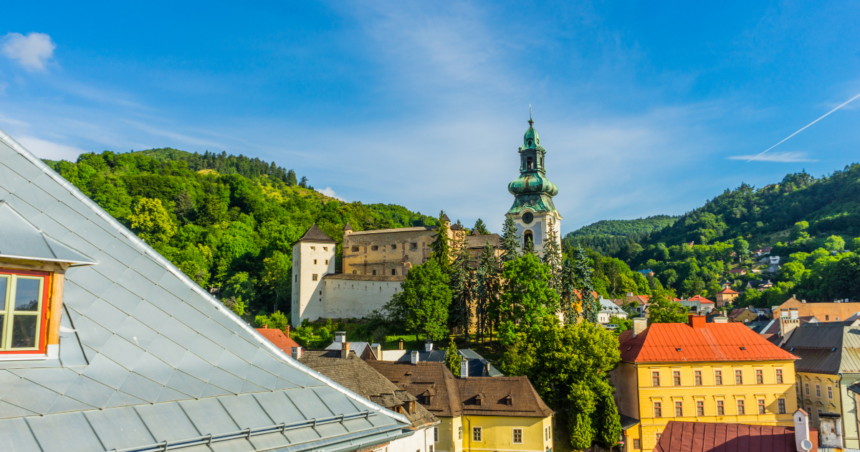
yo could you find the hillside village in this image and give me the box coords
[4,111,860,452]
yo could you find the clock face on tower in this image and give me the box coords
[522,212,534,224]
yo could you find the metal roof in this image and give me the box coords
[0,128,410,452]
[0,200,97,266]
[782,322,860,374]
[390,349,503,377]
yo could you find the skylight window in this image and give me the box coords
[0,270,49,354]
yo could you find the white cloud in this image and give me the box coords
[727,152,817,162]
[1,32,56,71]
[318,187,346,201]
[15,135,86,161]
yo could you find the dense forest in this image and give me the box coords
[586,164,860,307]
[45,148,438,316]
[563,215,677,255]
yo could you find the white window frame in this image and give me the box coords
[512,428,523,444]
[472,427,482,442]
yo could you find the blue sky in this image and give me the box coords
[1,1,859,235]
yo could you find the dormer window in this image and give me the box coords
[475,394,483,406]
[0,200,98,359]
[0,270,49,353]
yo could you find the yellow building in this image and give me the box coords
[781,321,860,449]
[369,360,554,452]
[610,315,799,452]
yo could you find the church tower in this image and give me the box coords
[507,115,562,256]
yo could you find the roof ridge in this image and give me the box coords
[0,127,409,426]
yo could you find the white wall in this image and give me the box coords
[291,241,336,327]
[382,426,434,452]
[316,278,401,320]
[511,210,562,257]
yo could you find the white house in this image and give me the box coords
[599,297,628,324]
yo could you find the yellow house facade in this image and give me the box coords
[369,361,554,452]
[781,321,860,448]
[611,316,798,452]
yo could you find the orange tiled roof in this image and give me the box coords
[687,294,714,304]
[255,326,300,353]
[717,287,738,295]
[618,317,797,363]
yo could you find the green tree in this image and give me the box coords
[444,337,461,377]
[732,237,749,262]
[255,311,289,332]
[499,254,560,342]
[286,169,298,186]
[448,232,475,335]
[222,271,256,310]
[473,218,490,235]
[175,189,196,223]
[647,290,688,324]
[430,211,452,273]
[572,246,598,323]
[500,216,519,262]
[790,221,810,241]
[825,235,846,253]
[500,317,621,452]
[129,197,177,245]
[542,218,563,292]
[262,251,292,312]
[385,260,452,341]
[474,242,501,342]
[594,393,622,450]
[608,315,633,335]
[558,258,579,323]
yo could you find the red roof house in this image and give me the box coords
[255,325,300,353]
[654,421,817,452]
[687,294,714,305]
[618,315,798,363]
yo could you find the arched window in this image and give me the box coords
[527,157,533,170]
[523,230,534,248]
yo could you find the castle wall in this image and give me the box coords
[316,275,404,320]
[342,227,438,276]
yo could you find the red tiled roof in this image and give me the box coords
[255,327,300,353]
[654,421,817,452]
[687,295,714,304]
[618,317,798,363]
[717,287,738,295]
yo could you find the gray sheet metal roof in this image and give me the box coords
[392,349,502,377]
[0,200,97,266]
[0,128,410,452]
[782,322,860,374]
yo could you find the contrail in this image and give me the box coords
[747,92,860,162]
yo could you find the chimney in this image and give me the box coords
[633,318,648,337]
[794,409,812,452]
[285,325,290,337]
[627,292,633,297]
[425,339,433,352]
[411,350,419,365]
[802,299,807,304]
[399,338,404,350]
[291,346,303,359]
[460,357,469,378]
[371,343,382,360]
[688,314,706,329]
[790,308,799,320]
[335,331,347,343]
[341,341,350,359]
[263,324,268,329]
[781,316,801,341]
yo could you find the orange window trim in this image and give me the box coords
[0,268,51,355]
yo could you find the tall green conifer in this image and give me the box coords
[501,216,519,262]
[474,243,501,343]
[448,232,474,336]
[431,210,451,273]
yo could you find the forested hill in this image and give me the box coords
[639,165,860,250]
[587,163,860,307]
[563,215,678,255]
[44,149,438,315]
